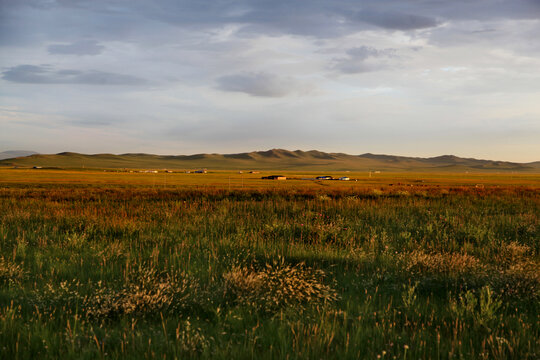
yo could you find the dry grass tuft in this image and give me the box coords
[492,261,540,300]
[487,242,539,299]
[224,259,338,312]
[493,241,531,267]
[403,250,485,276]
[83,268,199,319]
[176,319,211,354]
[0,257,26,284]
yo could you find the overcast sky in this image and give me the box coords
[1,0,539,162]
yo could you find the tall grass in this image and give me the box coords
[0,184,538,359]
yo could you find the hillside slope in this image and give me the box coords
[1,149,538,172]
[0,150,38,160]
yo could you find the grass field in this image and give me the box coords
[0,169,538,359]
[1,168,539,188]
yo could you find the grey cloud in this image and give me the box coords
[333,46,398,74]
[353,10,440,31]
[3,0,540,50]
[2,65,146,85]
[137,1,539,37]
[48,40,104,55]
[216,72,308,97]
[347,47,397,60]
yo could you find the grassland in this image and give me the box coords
[0,169,538,359]
[2,149,539,172]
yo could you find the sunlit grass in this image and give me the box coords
[0,173,538,358]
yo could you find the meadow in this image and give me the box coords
[0,169,538,359]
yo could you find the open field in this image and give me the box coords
[0,170,538,359]
[1,168,540,188]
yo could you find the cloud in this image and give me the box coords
[216,72,309,97]
[353,10,440,31]
[1,1,540,161]
[2,1,539,51]
[48,40,104,55]
[332,46,398,74]
[346,46,397,60]
[2,65,146,85]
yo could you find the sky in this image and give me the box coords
[1,0,539,162]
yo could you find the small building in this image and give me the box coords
[262,175,286,180]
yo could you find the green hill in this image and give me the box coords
[1,149,538,172]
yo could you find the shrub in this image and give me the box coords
[450,286,502,331]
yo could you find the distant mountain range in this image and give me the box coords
[1,149,539,172]
[0,150,38,160]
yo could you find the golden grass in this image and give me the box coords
[0,257,26,284]
[224,259,338,312]
[402,250,486,276]
[1,168,539,189]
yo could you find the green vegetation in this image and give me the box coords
[0,172,538,359]
[2,149,539,172]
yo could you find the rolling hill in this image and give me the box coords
[0,150,38,160]
[0,149,538,172]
